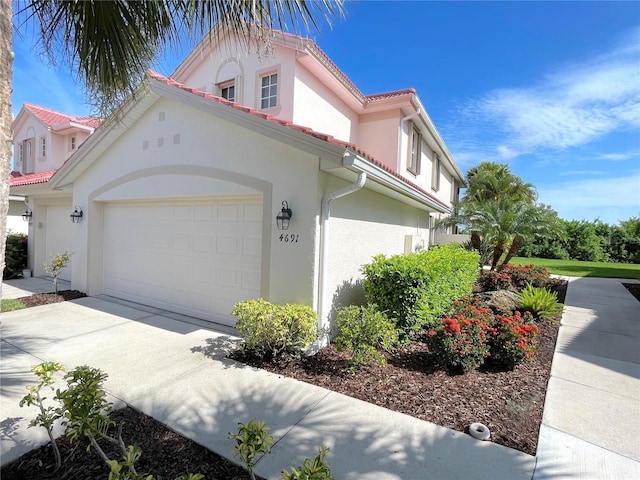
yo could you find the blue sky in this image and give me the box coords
[11,1,640,225]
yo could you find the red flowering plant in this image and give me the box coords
[502,264,551,291]
[477,270,513,292]
[427,297,496,373]
[489,311,540,369]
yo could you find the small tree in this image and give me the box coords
[44,252,72,294]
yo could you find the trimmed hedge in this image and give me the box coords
[231,299,318,360]
[361,244,479,338]
[3,233,28,280]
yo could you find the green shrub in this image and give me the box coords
[427,297,495,373]
[517,284,564,321]
[477,263,551,292]
[229,419,273,480]
[362,244,479,339]
[3,233,27,279]
[489,311,540,369]
[232,299,318,360]
[281,446,333,480]
[334,305,398,370]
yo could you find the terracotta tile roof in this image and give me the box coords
[366,88,416,102]
[9,170,57,187]
[147,71,448,211]
[24,103,102,129]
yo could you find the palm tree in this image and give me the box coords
[0,0,344,291]
[464,161,537,205]
[451,161,539,261]
[439,199,563,270]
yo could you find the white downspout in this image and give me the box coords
[317,168,367,343]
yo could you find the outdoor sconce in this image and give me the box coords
[70,206,83,223]
[22,209,32,221]
[276,201,293,230]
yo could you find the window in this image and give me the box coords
[40,137,46,158]
[408,126,421,175]
[70,136,77,150]
[260,73,278,109]
[451,180,460,204]
[219,81,235,101]
[432,153,441,191]
[17,143,23,165]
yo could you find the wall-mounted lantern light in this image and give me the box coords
[276,201,292,230]
[22,209,33,221]
[70,206,83,223]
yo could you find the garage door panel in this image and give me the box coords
[103,198,262,325]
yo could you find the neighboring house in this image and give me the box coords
[9,103,100,280]
[10,29,464,331]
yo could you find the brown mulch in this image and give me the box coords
[232,318,559,456]
[1,407,256,480]
[16,290,87,307]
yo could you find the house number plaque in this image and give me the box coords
[279,233,299,243]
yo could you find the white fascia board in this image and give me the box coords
[51,121,94,133]
[342,152,450,213]
[411,95,465,184]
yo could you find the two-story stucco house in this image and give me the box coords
[8,104,100,253]
[10,28,464,332]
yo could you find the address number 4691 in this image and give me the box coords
[279,234,299,243]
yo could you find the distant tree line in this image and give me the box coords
[518,216,640,264]
[441,161,640,267]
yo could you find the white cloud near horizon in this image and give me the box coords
[455,27,640,161]
[537,172,640,223]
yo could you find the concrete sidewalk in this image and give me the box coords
[534,277,640,480]
[1,276,639,479]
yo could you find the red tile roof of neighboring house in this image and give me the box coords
[9,170,57,187]
[366,88,417,102]
[147,71,448,211]
[24,103,102,129]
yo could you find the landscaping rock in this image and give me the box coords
[478,290,521,314]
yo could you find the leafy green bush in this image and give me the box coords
[232,299,318,360]
[229,419,273,480]
[517,284,564,321]
[362,244,479,339]
[427,297,495,373]
[3,232,27,279]
[334,305,398,370]
[282,446,333,480]
[489,311,539,369]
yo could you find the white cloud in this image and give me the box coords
[496,145,519,160]
[538,172,640,223]
[460,27,640,157]
[597,149,640,161]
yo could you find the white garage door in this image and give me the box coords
[44,205,73,281]
[102,197,262,325]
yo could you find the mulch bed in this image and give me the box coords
[16,290,87,307]
[232,317,559,456]
[1,407,256,480]
[2,281,569,477]
[622,282,640,303]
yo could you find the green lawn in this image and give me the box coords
[511,257,640,280]
[1,299,27,312]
